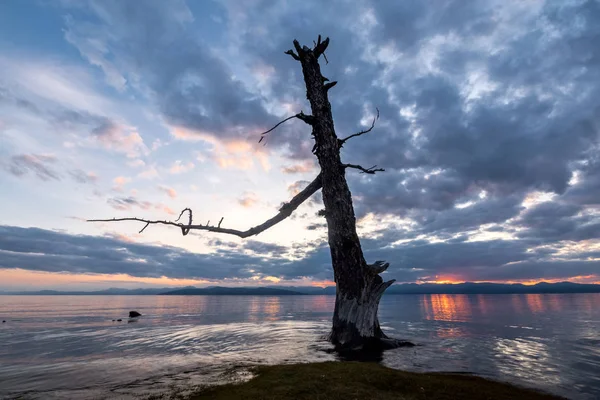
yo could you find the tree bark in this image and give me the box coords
[292,40,398,350]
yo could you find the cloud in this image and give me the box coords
[1,76,148,158]
[243,240,288,257]
[154,203,177,216]
[5,154,60,181]
[169,129,271,171]
[158,185,177,199]
[169,160,194,174]
[281,160,316,174]
[0,225,287,280]
[89,118,148,158]
[61,0,279,152]
[238,192,259,208]
[0,222,598,284]
[138,166,159,180]
[127,159,146,168]
[69,169,98,184]
[287,180,311,197]
[107,196,152,211]
[2,0,600,286]
[112,176,131,191]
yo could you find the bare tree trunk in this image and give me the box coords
[90,36,412,351]
[290,40,401,350]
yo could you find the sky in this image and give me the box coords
[1,0,599,291]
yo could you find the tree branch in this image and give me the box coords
[339,107,379,146]
[313,36,330,60]
[324,81,337,91]
[88,174,323,239]
[296,111,315,125]
[343,164,385,174]
[284,49,300,61]
[367,260,390,275]
[258,112,314,144]
[293,40,304,57]
[175,207,193,235]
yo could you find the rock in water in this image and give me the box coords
[2,320,5,323]
[117,319,122,322]
[129,311,142,318]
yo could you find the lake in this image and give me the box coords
[0,294,599,399]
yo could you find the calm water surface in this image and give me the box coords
[0,294,599,399]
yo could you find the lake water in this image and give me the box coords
[0,294,599,399]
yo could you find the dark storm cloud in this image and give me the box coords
[243,240,288,257]
[0,225,276,280]
[472,260,600,282]
[564,155,600,207]
[412,193,525,237]
[63,0,277,141]
[515,201,600,243]
[1,224,597,283]
[360,237,600,283]
[52,0,600,283]
[227,0,599,283]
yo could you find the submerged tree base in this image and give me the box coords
[190,361,564,400]
[328,333,415,359]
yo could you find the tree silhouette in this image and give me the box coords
[91,36,408,350]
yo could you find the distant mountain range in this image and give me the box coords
[384,282,600,294]
[161,287,306,296]
[0,287,177,296]
[1,282,600,295]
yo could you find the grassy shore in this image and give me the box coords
[189,361,564,400]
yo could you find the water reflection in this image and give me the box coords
[476,294,489,317]
[247,297,261,322]
[493,338,561,385]
[421,294,472,322]
[525,294,545,314]
[263,297,281,321]
[1,294,599,400]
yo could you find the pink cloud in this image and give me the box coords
[281,160,316,174]
[127,159,146,168]
[138,166,159,179]
[91,120,149,158]
[169,125,270,171]
[238,192,259,208]
[169,160,195,174]
[158,185,177,199]
[155,203,177,216]
[112,176,131,192]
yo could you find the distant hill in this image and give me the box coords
[160,286,306,296]
[0,287,188,295]
[385,282,600,294]
[2,282,599,295]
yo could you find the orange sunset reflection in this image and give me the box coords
[263,297,282,321]
[526,294,545,314]
[422,294,472,323]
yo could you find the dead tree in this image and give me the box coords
[90,36,408,351]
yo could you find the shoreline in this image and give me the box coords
[168,361,566,400]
